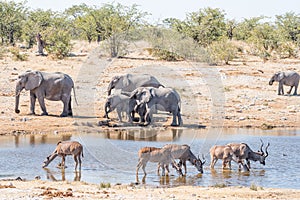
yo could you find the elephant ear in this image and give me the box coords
[25,71,43,90]
[142,88,152,103]
[122,75,130,87]
[277,72,285,81]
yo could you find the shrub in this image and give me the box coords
[45,30,73,59]
[10,47,28,61]
[208,38,237,65]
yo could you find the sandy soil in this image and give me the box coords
[1,40,300,136]
[0,180,299,200]
[0,40,300,198]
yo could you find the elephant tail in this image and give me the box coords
[73,86,79,106]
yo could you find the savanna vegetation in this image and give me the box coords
[0,1,300,63]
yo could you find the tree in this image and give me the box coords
[234,17,264,41]
[0,1,26,45]
[22,9,53,48]
[275,12,300,44]
[93,3,148,57]
[179,8,227,47]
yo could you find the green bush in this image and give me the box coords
[147,48,183,61]
[10,47,28,61]
[45,30,72,59]
[208,38,237,65]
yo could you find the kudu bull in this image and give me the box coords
[227,140,270,169]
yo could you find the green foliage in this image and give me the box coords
[10,47,28,61]
[0,1,26,45]
[250,183,259,191]
[166,8,227,47]
[147,48,183,61]
[276,41,298,58]
[208,37,237,65]
[100,182,111,188]
[275,12,300,45]
[98,3,148,57]
[22,9,54,48]
[234,17,263,41]
[144,26,210,62]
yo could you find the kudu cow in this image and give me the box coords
[210,145,235,169]
[42,141,83,171]
[227,140,270,169]
[158,144,205,174]
[136,146,183,176]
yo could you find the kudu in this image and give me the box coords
[42,141,83,171]
[227,140,270,169]
[136,146,183,176]
[158,144,205,174]
[210,145,234,169]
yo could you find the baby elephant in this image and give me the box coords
[269,71,299,95]
[104,93,136,122]
[42,141,83,171]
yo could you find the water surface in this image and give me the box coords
[0,128,299,189]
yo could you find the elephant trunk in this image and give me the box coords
[269,80,274,85]
[15,85,22,113]
[107,81,113,96]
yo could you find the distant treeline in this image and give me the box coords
[1,1,299,63]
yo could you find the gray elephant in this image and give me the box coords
[107,74,163,96]
[104,93,135,122]
[15,70,77,117]
[269,71,299,95]
[130,87,183,126]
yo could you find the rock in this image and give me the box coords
[54,131,58,135]
[21,117,29,122]
[280,117,287,121]
[239,117,246,121]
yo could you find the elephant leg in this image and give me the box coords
[143,110,151,126]
[60,96,70,117]
[171,112,177,126]
[287,86,293,94]
[177,112,183,126]
[37,96,48,115]
[278,83,284,95]
[29,93,36,115]
[293,84,298,95]
[68,97,73,116]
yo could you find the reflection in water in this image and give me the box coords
[43,168,81,182]
[105,128,183,141]
[12,134,72,147]
[210,169,232,179]
[1,129,299,189]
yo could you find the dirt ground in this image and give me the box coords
[0,180,299,200]
[0,40,300,198]
[1,40,300,136]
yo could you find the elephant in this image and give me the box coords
[130,87,183,126]
[15,70,77,117]
[107,74,163,96]
[269,71,299,95]
[104,93,135,122]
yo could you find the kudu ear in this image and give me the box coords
[24,71,42,90]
